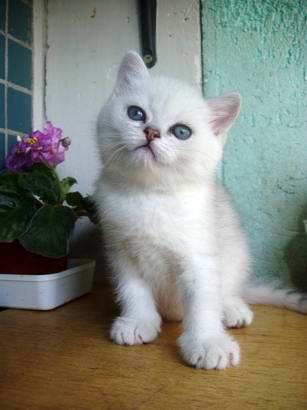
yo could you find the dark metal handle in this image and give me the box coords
[138,0,157,68]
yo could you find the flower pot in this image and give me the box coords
[0,259,95,310]
[0,241,68,274]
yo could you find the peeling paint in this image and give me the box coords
[201,0,307,283]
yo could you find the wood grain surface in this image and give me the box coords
[1,285,307,410]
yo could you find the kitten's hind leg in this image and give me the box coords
[110,257,161,345]
[220,246,254,328]
[222,297,254,329]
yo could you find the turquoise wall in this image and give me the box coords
[201,0,307,286]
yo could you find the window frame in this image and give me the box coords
[32,0,46,130]
[0,0,46,167]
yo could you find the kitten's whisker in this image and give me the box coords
[157,142,215,162]
[103,144,127,169]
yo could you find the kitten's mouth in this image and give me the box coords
[135,143,157,160]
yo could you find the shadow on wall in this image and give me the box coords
[284,205,307,292]
[69,219,110,283]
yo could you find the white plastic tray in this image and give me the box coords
[0,259,95,310]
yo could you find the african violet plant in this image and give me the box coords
[0,122,96,258]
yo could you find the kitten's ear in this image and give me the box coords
[207,93,241,141]
[113,51,149,95]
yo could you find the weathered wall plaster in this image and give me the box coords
[201,0,307,284]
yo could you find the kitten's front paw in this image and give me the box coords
[110,316,161,345]
[178,332,240,370]
[223,297,254,328]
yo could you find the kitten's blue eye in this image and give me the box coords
[127,106,146,122]
[170,124,192,140]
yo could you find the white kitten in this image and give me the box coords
[94,51,307,370]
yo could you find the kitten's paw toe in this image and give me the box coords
[223,298,254,328]
[110,316,161,345]
[178,333,240,370]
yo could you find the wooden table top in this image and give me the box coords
[1,285,307,409]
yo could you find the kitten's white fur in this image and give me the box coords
[95,52,307,370]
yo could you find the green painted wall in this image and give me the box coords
[201,0,307,286]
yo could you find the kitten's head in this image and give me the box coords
[97,51,240,187]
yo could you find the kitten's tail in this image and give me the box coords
[242,281,307,314]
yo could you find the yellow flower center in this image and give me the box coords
[27,136,38,145]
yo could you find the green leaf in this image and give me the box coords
[0,171,40,242]
[18,164,62,205]
[66,191,84,208]
[0,170,24,193]
[60,177,77,197]
[19,205,76,258]
[0,191,40,242]
[66,192,98,224]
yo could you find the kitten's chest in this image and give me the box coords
[98,185,210,248]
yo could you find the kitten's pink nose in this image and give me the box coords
[144,127,160,142]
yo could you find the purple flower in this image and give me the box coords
[5,122,71,172]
